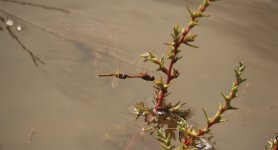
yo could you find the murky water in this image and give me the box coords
[0,0,277,150]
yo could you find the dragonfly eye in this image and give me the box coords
[117,73,127,79]
[122,74,128,79]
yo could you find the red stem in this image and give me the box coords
[183,105,229,145]
[274,136,278,150]
[155,3,208,110]
[155,27,190,110]
[184,80,240,145]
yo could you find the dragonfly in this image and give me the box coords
[98,68,126,88]
[98,60,155,88]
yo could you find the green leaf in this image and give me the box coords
[165,134,172,146]
[194,11,210,18]
[202,108,210,123]
[140,51,149,57]
[154,77,164,87]
[185,43,199,48]
[167,51,175,59]
[227,105,238,110]
[189,20,200,28]
[172,24,182,43]
[172,68,180,79]
[239,65,246,72]
[187,7,194,18]
[234,69,240,79]
[239,61,244,67]
[173,55,183,63]
[161,143,172,150]
[185,33,198,42]
[173,24,182,36]
[239,78,247,84]
[202,0,210,7]
[220,118,227,122]
[221,92,229,101]
[232,85,239,93]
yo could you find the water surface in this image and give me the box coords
[0,0,277,150]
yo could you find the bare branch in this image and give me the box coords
[0,0,70,14]
[6,26,45,66]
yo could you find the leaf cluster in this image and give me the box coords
[266,134,278,150]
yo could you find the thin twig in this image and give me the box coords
[0,14,4,22]
[0,0,70,14]
[0,7,132,64]
[0,14,4,30]
[6,26,45,66]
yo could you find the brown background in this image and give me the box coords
[0,0,277,149]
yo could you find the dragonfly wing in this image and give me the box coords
[136,59,145,73]
[143,61,150,74]
[111,76,119,88]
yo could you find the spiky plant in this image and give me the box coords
[99,0,247,149]
[267,133,278,150]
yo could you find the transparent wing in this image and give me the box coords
[111,75,119,88]
[136,58,156,75]
[136,59,145,73]
[111,69,120,88]
[143,61,150,74]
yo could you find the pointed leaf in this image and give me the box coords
[187,7,194,18]
[202,108,210,123]
[221,92,229,101]
[227,105,238,110]
[220,118,227,122]
[232,85,239,93]
[140,52,149,57]
[239,78,247,84]
[185,43,199,48]
[234,69,240,79]
[203,0,210,7]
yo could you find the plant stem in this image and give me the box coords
[184,62,246,145]
[155,28,189,110]
[155,0,213,111]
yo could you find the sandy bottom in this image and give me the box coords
[0,0,277,149]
